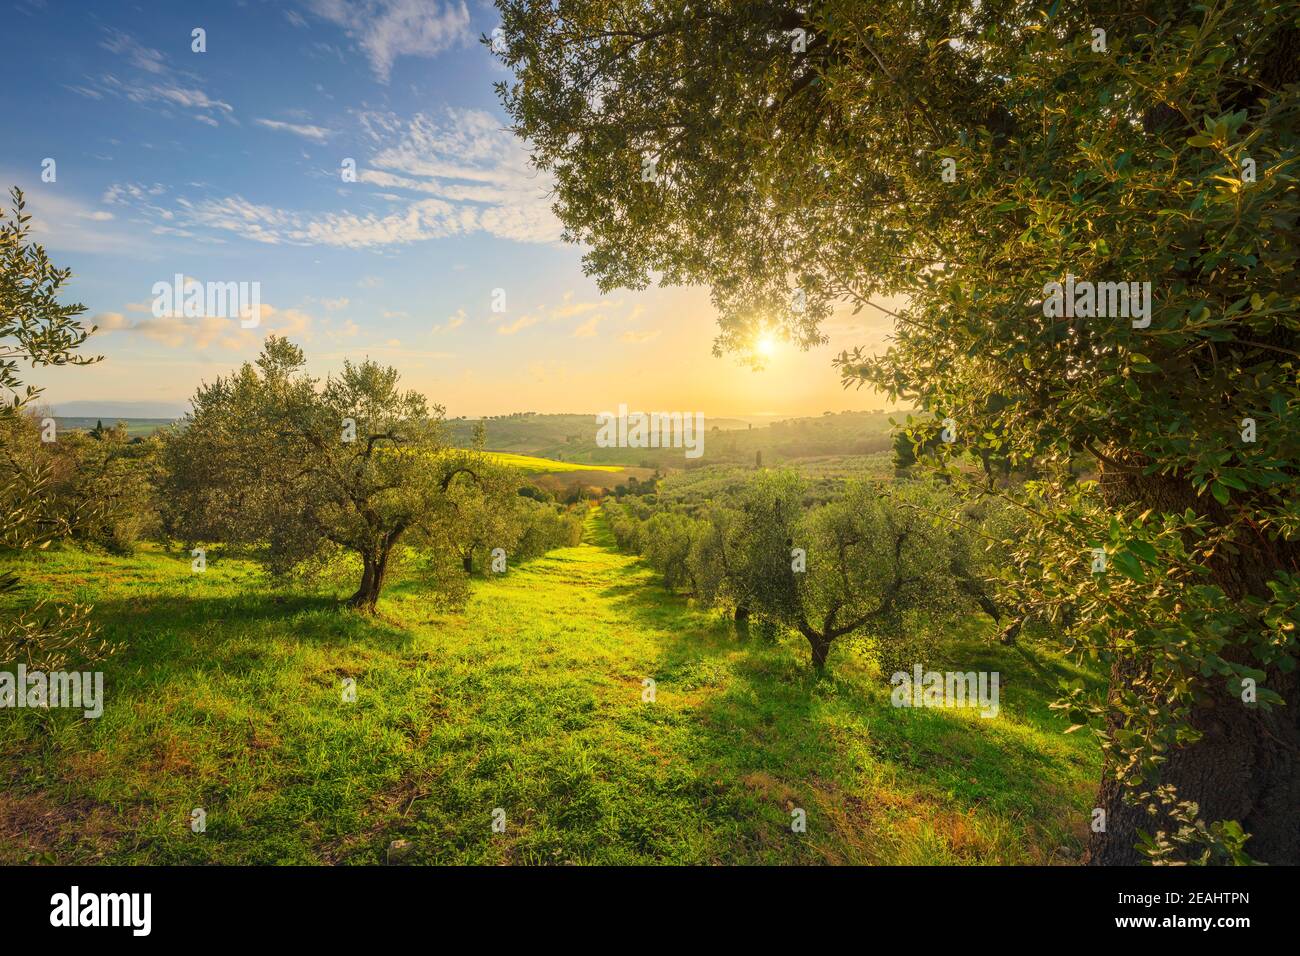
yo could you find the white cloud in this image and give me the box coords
[498,314,541,336]
[172,195,297,245]
[8,180,144,254]
[359,108,562,244]
[78,29,234,126]
[433,308,465,333]
[550,290,609,319]
[90,311,130,331]
[307,0,473,82]
[141,82,233,115]
[572,314,606,338]
[100,29,167,74]
[326,318,360,341]
[92,299,313,351]
[99,109,561,249]
[255,118,333,142]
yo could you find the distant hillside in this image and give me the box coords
[449,410,899,469]
[53,417,174,438]
[52,401,188,418]
[47,409,902,468]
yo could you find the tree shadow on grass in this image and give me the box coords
[590,558,1098,861]
[83,590,416,677]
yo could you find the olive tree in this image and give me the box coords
[689,474,802,627]
[161,337,492,611]
[737,474,962,670]
[640,511,699,592]
[493,0,1300,862]
[0,187,114,668]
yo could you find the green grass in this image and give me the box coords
[0,512,1101,864]
[485,452,625,474]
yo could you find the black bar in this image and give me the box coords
[7,864,1281,941]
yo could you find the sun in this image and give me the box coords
[755,333,778,358]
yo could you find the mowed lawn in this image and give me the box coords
[0,512,1101,864]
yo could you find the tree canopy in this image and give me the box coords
[0,186,112,669]
[494,1,1300,863]
[160,337,501,611]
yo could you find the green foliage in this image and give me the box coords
[618,468,995,673]
[159,337,499,611]
[640,511,698,592]
[512,500,585,561]
[0,516,1101,864]
[0,187,99,410]
[602,499,648,553]
[0,599,115,671]
[46,422,158,554]
[1134,787,1258,865]
[494,0,1300,862]
[0,186,110,670]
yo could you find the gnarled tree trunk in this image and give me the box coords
[800,627,832,672]
[348,545,392,613]
[1089,661,1299,864]
[1087,468,1300,864]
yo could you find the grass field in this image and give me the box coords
[0,511,1102,864]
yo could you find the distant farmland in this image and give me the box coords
[53,417,173,438]
[484,452,623,474]
[486,452,652,493]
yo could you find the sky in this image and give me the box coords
[4,0,897,420]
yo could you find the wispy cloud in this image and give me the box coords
[101,109,561,249]
[306,0,473,82]
[498,313,541,336]
[490,291,625,339]
[100,28,167,74]
[255,118,333,142]
[7,177,143,254]
[572,314,606,338]
[72,29,234,126]
[433,309,465,333]
[358,108,561,243]
[550,290,609,319]
[92,299,312,351]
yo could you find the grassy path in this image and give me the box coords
[1,513,1101,864]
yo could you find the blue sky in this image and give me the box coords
[4,0,892,419]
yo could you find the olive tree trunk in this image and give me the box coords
[1088,468,1300,864]
[348,545,392,613]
